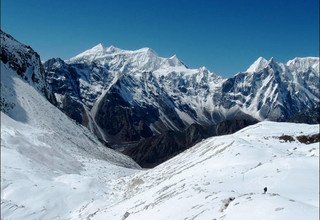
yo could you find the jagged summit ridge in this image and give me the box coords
[246,56,319,74]
[246,57,269,73]
[67,43,188,72]
[286,57,319,73]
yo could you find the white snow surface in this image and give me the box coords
[246,57,269,73]
[1,61,319,219]
[84,121,319,220]
[1,63,139,219]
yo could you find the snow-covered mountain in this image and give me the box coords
[219,57,319,121]
[0,30,56,110]
[1,30,140,219]
[45,44,225,143]
[44,44,319,146]
[1,31,319,220]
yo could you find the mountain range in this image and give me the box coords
[1,29,319,220]
[1,29,319,167]
[42,38,319,166]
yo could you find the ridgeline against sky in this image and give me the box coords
[2,0,319,76]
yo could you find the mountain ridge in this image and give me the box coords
[42,42,319,166]
[2,29,318,167]
[51,43,319,125]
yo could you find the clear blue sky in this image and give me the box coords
[2,0,319,76]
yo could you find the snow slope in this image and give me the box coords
[81,122,319,220]
[1,63,140,219]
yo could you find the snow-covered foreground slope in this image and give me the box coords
[1,64,140,219]
[79,122,319,220]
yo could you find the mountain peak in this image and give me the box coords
[136,47,158,56]
[169,54,178,59]
[68,43,108,62]
[286,57,319,73]
[199,66,208,71]
[88,43,105,53]
[246,57,268,73]
[267,57,278,66]
[105,45,122,53]
[168,54,182,64]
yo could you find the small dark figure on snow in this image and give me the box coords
[263,187,267,194]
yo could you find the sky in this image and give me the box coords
[1,0,319,76]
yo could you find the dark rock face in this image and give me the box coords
[93,85,159,142]
[123,130,186,168]
[44,58,87,125]
[45,58,81,98]
[94,88,141,142]
[287,108,320,124]
[1,30,56,105]
[123,117,258,168]
[278,133,320,144]
[296,133,320,144]
[44,58,108,143]
[61,94,87,124]
[215,116,259,134]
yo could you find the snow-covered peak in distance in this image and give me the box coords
[67,43,189,72]
[164,54,185,67]
[135,47,158,55]
[92,43,104,51]
[69,43,111,62]
[246,57,269,73]
[105,45,121,53]
[246,56,320,74]
[286,57,320,74]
